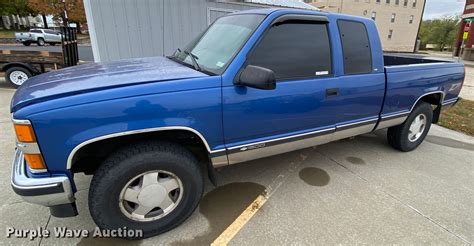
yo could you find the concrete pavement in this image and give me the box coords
[0,81,473,245]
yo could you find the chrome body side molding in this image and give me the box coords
[224,118,380,166]
[375,111,410,130]
[67,126,226,169]
[442,97,459,106]
[226,127,335,165]
[333,118,378,141]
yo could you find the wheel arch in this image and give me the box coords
[411,91,444,123]
[68,127,225,184]
[2,62,38,74]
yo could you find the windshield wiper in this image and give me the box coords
[174,48,201,72]
[182,50,201,72]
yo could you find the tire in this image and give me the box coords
[5,66,33,88]
[387,102,433,152]
[37,38,45,46]
[49,42,56,46]
[88,141,204,239]
[22,42,31,46]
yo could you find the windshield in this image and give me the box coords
[172,14,265,75]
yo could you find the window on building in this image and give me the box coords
[404,0,408,6]
[376,0,381,3]
[247,22,332,80]
[395,0,399,5]
[386,0,390,4]
[371,11,377,20]
[388,29,393,39]
[412,0,417,7]
[391,13,396,23]
[337,20,372,74]
[409,15,414,24]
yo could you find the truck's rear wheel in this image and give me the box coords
[88,141,203,239]
[5,66,32,88]
[387,102,433,152]
[22,42,31,46]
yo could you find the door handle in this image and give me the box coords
[326,88,340,97]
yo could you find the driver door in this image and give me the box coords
[222,19,338,164]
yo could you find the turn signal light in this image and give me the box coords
[24,154,46,170]
[14,124,36,143]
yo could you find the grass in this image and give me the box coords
[0,30,15,38]
[438,99,474,136]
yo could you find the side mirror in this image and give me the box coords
[235,65,276,90]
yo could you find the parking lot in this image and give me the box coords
[0,80,473,245]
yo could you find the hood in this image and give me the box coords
[11,56,207,112]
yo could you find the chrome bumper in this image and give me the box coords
[11,150,75,206]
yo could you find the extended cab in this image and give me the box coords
[10,9,464,238]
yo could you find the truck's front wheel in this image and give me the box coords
[387,102,433,152]
[88,141,203,239]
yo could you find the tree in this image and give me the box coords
[420,16,460,51]
[0,0,35,29]
[27,0,86,30]
[0,0,33,16]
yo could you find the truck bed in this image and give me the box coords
[380,54,465,119]
[383,54,454,66]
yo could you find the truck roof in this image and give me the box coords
[230,8,373,23]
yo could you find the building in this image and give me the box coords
[305,0,426,52]
[84,0,316,62]
[455,0,474,61]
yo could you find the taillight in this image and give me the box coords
[13,119,47,172]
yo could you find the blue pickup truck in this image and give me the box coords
[10,8,464,238]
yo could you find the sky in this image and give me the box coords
[423,0,466,20]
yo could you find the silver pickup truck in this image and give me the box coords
[15,29,62,46]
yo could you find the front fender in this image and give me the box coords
[20,85,224,174]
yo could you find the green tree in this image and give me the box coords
[0,0,33,16]
[0,0,35,30]
[420,17,460,51]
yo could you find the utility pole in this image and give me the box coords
[62,0,69,26]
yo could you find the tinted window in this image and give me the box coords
[247,22,332,80]
[337,20,372,74]
[44,30,58,34]
[30,29,42,33]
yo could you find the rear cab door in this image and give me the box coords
[329,18,386,140]
[44,29,59,42]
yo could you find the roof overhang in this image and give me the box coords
[214,0,319,10]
